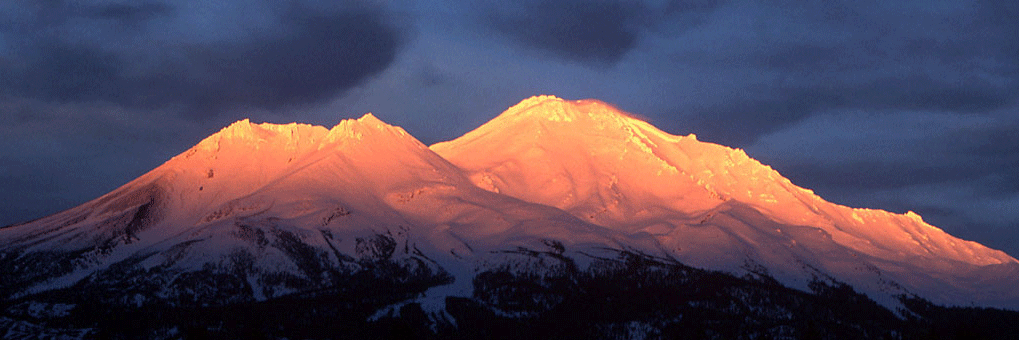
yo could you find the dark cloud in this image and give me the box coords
[678,87,825,146]
[681,74,1015,146]
[6,43,122,103]
[947,123,1019,160]
[485,0,721,65]
[168,6,406,115]
[668,0,1019,146]
[486,0,642,65]
[774,160,986,195]
[748,115,1019,256]
[0,97,220,227]
[0,1,406,116]
[759,117,1019,196]
[936,123,1019,196]
[663,0,726,14]
[89,2,173,22]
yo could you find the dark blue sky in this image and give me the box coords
[2,0,1018,257]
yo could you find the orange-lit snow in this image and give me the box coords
[3,95,1017,309]
[434,96,1015,266]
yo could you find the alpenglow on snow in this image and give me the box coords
[2,96,1017,328]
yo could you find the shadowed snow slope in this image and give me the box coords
[3,96,1018,313]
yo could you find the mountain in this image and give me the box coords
[2,96,1018,339]
[433,96,1019,308]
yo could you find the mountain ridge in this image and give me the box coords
[434,95,1015,264]
[2,95,1018,338]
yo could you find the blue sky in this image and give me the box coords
[2,0,1018,257]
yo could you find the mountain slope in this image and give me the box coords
[0,112,644,311]
[432,95,1019,308]
[2,96,1019,338]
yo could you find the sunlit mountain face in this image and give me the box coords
[2,96,1018,339]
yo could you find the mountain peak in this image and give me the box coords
[207,118,259,145]
[324,113,414,147]
[222,118,254,136]
[504,95,570,121]
[355,112,385,126]
[431,96,691,163]
[177,114,420,165]
[433,96,1019,275]
[190,119,329,155]
[6,95,1019,323]
[500,95,634,125]
[432,95,676,159]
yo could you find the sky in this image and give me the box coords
[2,0,1018,258]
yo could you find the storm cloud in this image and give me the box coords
[483,0,722,65]
[0,1,406,116]
[664,0,1019,146]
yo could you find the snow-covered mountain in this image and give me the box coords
[2,95,1017,338]
[433,95,1019,308]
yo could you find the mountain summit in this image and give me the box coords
[435,96,1018,305]
[2,96,1018,338]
